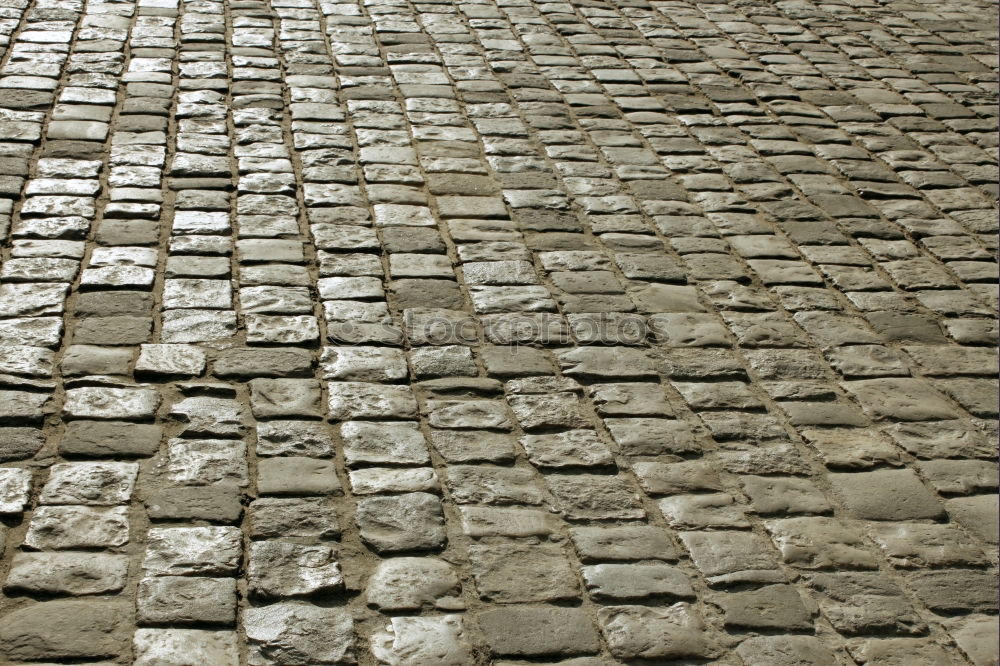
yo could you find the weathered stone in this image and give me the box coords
[946,494,999,544]
[133,629,240,666]
[0,427,45,462]
[0,601,132,661]
[341,421,429,467]
[249,497,340,539]
[469,542,579,603]
[244,603,355,666]
[355,493,446,552]
[366,558,463,611]
[5,552,129,596]
[717,584,814,630]
[142,527,242,576]
[25,506,130,549]
[944,615,1000,666]
[137,577,237,626]
[40,462,138,505]
[765,517,878,570]
[845,638,957,666]
[736,635,840,666]
[582,563,694,601]
[445,465,542,505]
[371,615,472,666]
[458,506,560,537]
[679,530,785,586]
[520,430,614,468]
[478,606,601,657]
[597,604,715,660]
[0,467,31,513]
[257,457,341,496]
[167,438,248,487]
[569,525,678,562]
[905,569,998,614]
[248,541,343,599]
[660,493,751,529]
[256,420,334,457]
[144,486,243,523]
[545,474,645,520]
[828,470,944,520]
[808,572,924,635]
[60,421,162,457]
[63,387,159,421]
[328,382,417,420]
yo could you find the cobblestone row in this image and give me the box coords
[0,0,996,663]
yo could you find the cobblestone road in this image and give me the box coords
[0,0,997,662]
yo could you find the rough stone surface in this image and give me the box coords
[0,2,996,663]
[244,603,355,666]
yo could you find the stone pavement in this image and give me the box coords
[0,0,996,662]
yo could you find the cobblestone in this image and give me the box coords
[0,0,996,661]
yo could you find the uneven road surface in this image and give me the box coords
[0,0,997,663]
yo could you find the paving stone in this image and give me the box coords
[249,379,323,419]
[907,568,997,614]
[25,506,130,550]
[445,465,542,505]
[944,615,1000,666]
[135,344,206,376]
[63,387,159,421]
[808,572,925,636]
[458,506,560,538]
[341,421,429,467]
[469,541,579,603]
[430,430,516,463]
[249,497,340,540]
[257,457,341,496]
[0,467,32,513]
[582,563,694,601]
[660,493,751,529]
[247,541,343,599]
[546,474,645,520]
[520,430,614,468]
[244,603,355,666]
[166,438,248,487]
[60,421,162,457]
[842,379,960,421]
[679,531,785,586]
[355,492,446,553]
[142,527,242,576]
[717,584,814,631]
[945,494,999,544]
[597,604,715,660]
[603,417,700,455]
[478,606,600,657]
[40,462,138,505]
[765,517,877,570]
[828,470,944,520]
[137,577,237,626]
[845,638,962,666]
[740,476,832,515]
[736,635,840,666]
[133,629,240,666]
[366,558,463,611]
[0,600,132,662]
[371,615,473,666]
[328,383,417,420]
[256,421,334,457]
[5,552,130,596]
